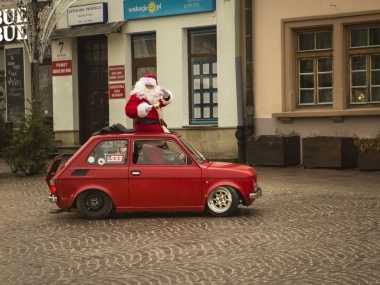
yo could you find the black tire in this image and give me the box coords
[76,190,113,220]
[206,186,239,217]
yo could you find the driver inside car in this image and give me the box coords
[137,140,187,165]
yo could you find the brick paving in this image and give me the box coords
[0,158,380,285]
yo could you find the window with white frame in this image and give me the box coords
[188,28,217,124]
[297,31,333,105]
[349,27,380,103]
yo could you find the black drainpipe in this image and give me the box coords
[235,0,254,164]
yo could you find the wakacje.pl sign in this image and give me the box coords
[124,0,216,20]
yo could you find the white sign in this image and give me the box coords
[0,8,27,43]
[67,3,108,27]
[52,39,72,60]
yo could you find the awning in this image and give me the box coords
[50,21,125,40]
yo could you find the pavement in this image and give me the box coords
[0,158,380,285]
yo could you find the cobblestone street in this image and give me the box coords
[1,159,380,285]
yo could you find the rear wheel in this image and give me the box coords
[76,190,113,220]
[206,186,239,217]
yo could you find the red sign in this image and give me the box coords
[52,60,72,76]
[109,65,125,81]
[109,83,125,99]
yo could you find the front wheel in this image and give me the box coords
[206,186,239,217]
[76,190,113,220]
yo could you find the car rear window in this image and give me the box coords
[87,140,128,165]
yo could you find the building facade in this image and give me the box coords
[50,0,242,160]
[2,0,380,162]
[251,0,380,153]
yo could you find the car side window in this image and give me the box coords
[87,140,128,165]
[133,139,190,165]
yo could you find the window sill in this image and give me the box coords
[182,124,218,129]
[272,108,380,123]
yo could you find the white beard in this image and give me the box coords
[140,87,161,105]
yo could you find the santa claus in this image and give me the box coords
[125,74,173,132]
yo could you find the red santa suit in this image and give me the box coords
[125,74,173,132]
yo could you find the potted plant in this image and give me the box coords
[353,132,380,170]
[302,134,357,169]
[246,129,300,166]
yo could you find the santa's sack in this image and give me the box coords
[92,123,135,136]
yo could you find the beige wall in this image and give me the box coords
[171,127,238,160]
[252,0,380,138]
[121,0,240,130]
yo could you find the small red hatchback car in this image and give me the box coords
[46,125,262,220]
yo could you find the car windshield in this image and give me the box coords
[179,136,207,163]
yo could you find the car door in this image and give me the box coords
[128,139,202,208]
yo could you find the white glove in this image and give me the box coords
[161,88,170,99]
[145,105,153,112]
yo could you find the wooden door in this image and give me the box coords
[78,36,109,144]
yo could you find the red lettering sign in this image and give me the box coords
[109,65,125,81]
[52,60,72,76]
[109,83,125,99]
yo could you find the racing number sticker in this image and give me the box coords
[105,154,125,164]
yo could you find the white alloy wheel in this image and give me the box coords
[207,186,239,217]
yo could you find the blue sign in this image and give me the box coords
[124,0,216,20]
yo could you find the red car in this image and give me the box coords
[46,125,262,220]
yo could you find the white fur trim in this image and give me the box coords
[139,77,157,86]
[137,102,150,118]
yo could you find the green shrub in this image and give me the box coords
[2,98,54,175]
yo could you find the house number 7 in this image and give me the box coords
[58,42,64,53]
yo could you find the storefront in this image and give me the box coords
[0,6,53,128]
[51,0,242,159]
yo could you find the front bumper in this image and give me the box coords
[249,186,262,200]
[49,195,57,203]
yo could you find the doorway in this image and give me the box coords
[78,36,109,144]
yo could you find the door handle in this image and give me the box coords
[131,171,141,176]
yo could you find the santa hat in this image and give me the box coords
[139,74,157,86]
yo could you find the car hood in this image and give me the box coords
[206,161,256,178]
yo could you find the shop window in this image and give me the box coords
[349,27,380,103]
[297,31,333,105]
[188,28,217,124]
[131,33,156,84]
